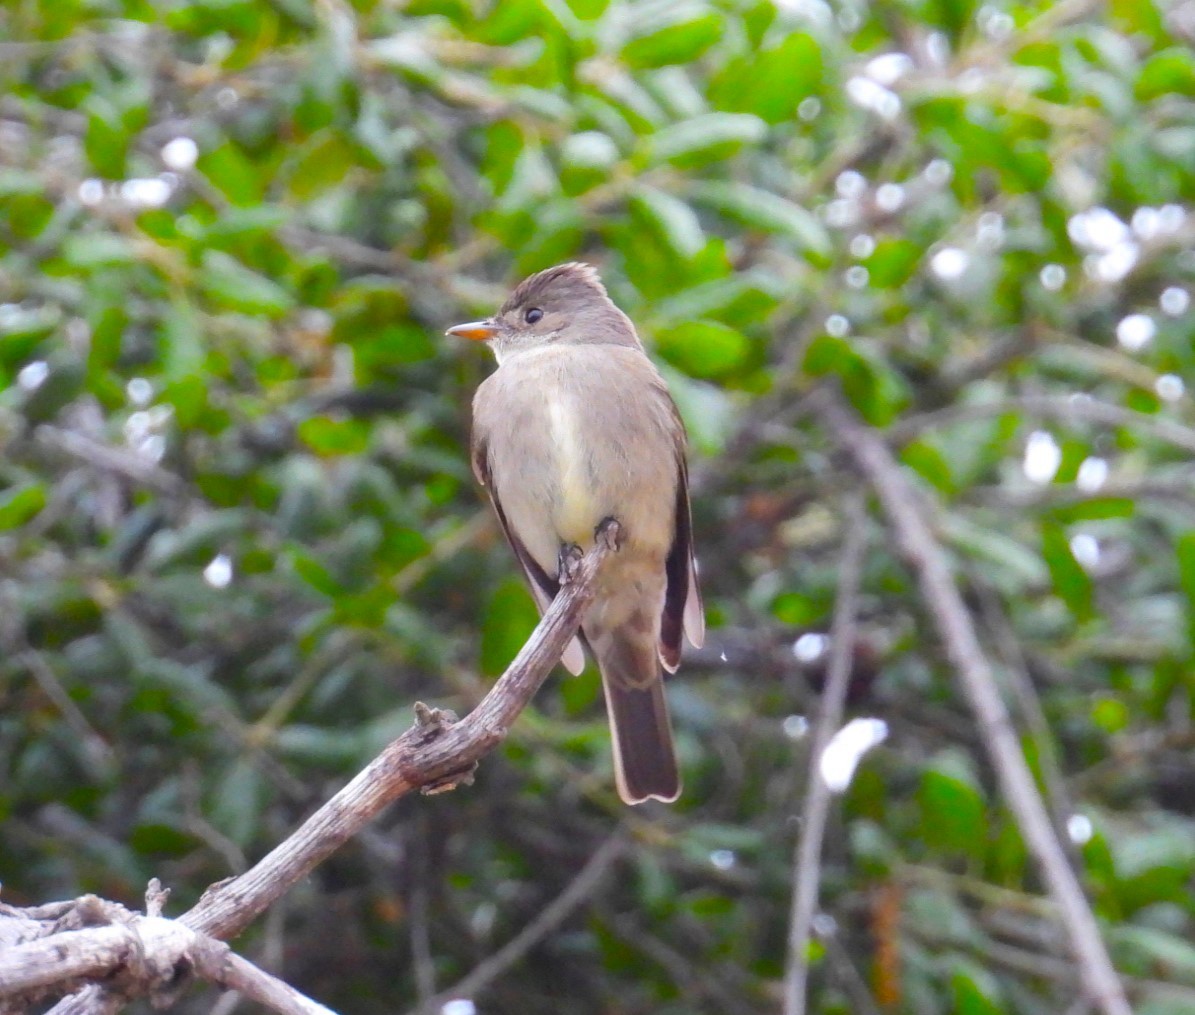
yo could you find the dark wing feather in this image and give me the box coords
[659,383,704,672]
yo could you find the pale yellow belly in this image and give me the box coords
[480,344,678,575]
[547,399,603,546]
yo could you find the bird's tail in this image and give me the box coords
[596,632,681,805]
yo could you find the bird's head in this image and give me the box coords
[447,262,638,362]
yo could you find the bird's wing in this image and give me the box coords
[472,436,587,676]
[660,422,704,674]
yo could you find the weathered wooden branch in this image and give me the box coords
[0,889,332,1015]
[14,535,616,1015]
[782,496,868,1015]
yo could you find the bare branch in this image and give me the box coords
[0,924,141,999]
[190,942,336,1015]
[42,536,615,1015]
[888,394,1195,457]
[0,904,335,1015]
[815,390,1133,1015]
[34,425,189,498]
[783,496,868,1015]
[181,534,613,941]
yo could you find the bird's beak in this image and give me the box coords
[446,319,499,342]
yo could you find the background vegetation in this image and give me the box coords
[3,0,1195,1011]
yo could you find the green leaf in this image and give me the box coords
[208,758,263,847]
[62,233,136,268]
[352,323,436,376]
[629,186,705,259]
[944,516,1049,589]
[129,823,198,857]
[655,320,750,379]
[1177,532,1195,651]
[901,440,955,494]
[481,578,538,677]
[285,129,362,199]
[622,11,722,68]
[198,142,264,207]
[0,304,61,343]
[918,751,986,859]
[1052,498,1135,524]
[199,251,295,317]
[950,957,1005,1015]
[290,550,342,597]
[1115,926,1195,982]
[803,336,909,425]
[297,416,372,455]
[1110,819,1195,912]
[0,484,47,530]
[651,269,782,326]
[1136,48,1195,101]
[689,181,830,259]
[1091,695,1129,734]
[771,591,827,625]
[708,32,822,123]
[663,367,735,455]
[558,665,600,716]
[1041,521,1093,621]
[561,130,620,195]
[84,108,129,178]
[865,238,921,288]
[647,113,767,169]
[203,206,290,242]
[161,301,206,382]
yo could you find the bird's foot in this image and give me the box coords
[557,542,584,584]
[595,516,623,552]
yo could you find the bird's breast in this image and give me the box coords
[546,395,603,546]
[480,345,677,571]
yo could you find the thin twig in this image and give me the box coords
[33,425,189,497]
[16,649,113,772]
[821,935,887,1015]
[968,573,1080,858]
[816,390,1132,1015]
[888,394,1195,457]
[408,815,437,1005]
[607,914,758,1015]
[408,834,627,1015]
[190,942,336,1015]
[392,513,491,597]
[782,496,868,1015]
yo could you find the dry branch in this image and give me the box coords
[816,390,1133,1015]
[0,894,332,1015]
[38,535,616,1015]
[888,393,1195,457]
[782,495,868,1015]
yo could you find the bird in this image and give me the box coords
[447,262,704,803]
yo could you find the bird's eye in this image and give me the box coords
[524,307,543,324]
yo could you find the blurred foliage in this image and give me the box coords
[2,0,1195,1011]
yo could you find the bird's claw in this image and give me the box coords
[595,516,623,552]
[557,542,584,584]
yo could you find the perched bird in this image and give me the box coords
[448,262,704,804]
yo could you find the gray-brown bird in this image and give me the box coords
[448,262,704,804]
